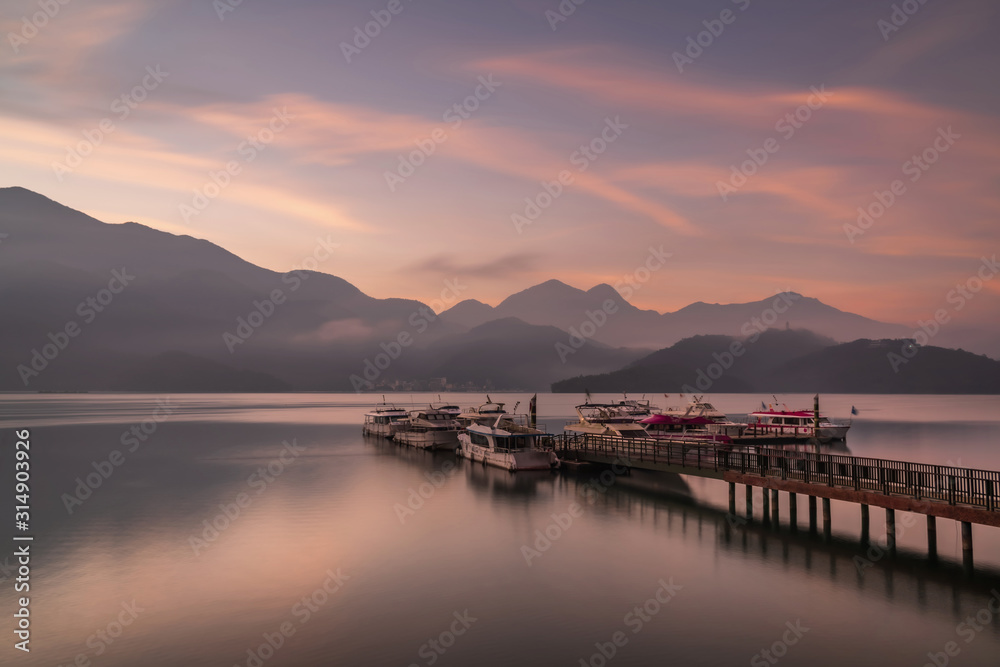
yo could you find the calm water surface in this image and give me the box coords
[1,393,999,667]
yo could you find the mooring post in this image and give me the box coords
[729,482,736,515]
[886,509,896,551]
[808,495,817,532]
[762,487,771,524]
[746,485,753,520]
[788,493,797,529]
[927,515,937,560]
[822,498,832,538]
[860,504,870,543]
[770,489,779,525]
[961,522,973,571]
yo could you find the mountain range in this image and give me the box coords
[551,329,1000,394]
[1,186,996,392]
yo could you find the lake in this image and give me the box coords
[1,392,999,667]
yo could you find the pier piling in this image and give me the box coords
[886,509,896,552]
[788,493,797,529]
[729,482,736,515]
[770,489,779,525]
[860,504,870,543]
[822,498,832,538]
[961,522,973,571]
[927,515,937,560]
[746,485,753,520]
[809,496,817,532]
[762,487,771,524]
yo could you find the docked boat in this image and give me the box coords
[564,403,650,439]
[639,413,733,443]
[457,398,510,426]
[458,414,559,471]
[362,402,409,438]
[746,409,850,442]
[393,408,462,450]
[612,396,659,420]
[661,396,727,421]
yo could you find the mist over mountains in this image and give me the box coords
[1,187,996,393]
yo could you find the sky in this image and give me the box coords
[2,0,999,327]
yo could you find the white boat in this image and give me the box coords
[661,396,727,421]
[362,402,409,438]
[564,404,650,439]
[393,408,462,450]
[746,409,850,442]
[457,398,511,426]
[458,416,559,471]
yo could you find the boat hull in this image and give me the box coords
[362,423,401,438]
[393,430,460,450]
[458,440,558,471]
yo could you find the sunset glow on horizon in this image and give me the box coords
[2,0,998,328]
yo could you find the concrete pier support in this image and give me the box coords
[770,489,780,525]
[729,482,736,515]
[886,509,896,551]
[788,493,797,529]
[961,522,973,571]
[762,487,770,524]
[860,504,870,543]
[746,485,753,520]
[808,496,817,532]
[927,515,937,559]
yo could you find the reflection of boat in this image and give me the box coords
[564,404,650,439]
[362,402,409,438]
[393,408,462,450]
[746,409,850,442]
[458,413,559,471]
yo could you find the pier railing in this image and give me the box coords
[559,434,1000,512]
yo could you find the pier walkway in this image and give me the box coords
[555,434,1000,568]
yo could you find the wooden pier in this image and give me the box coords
[556,434,1000,570]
